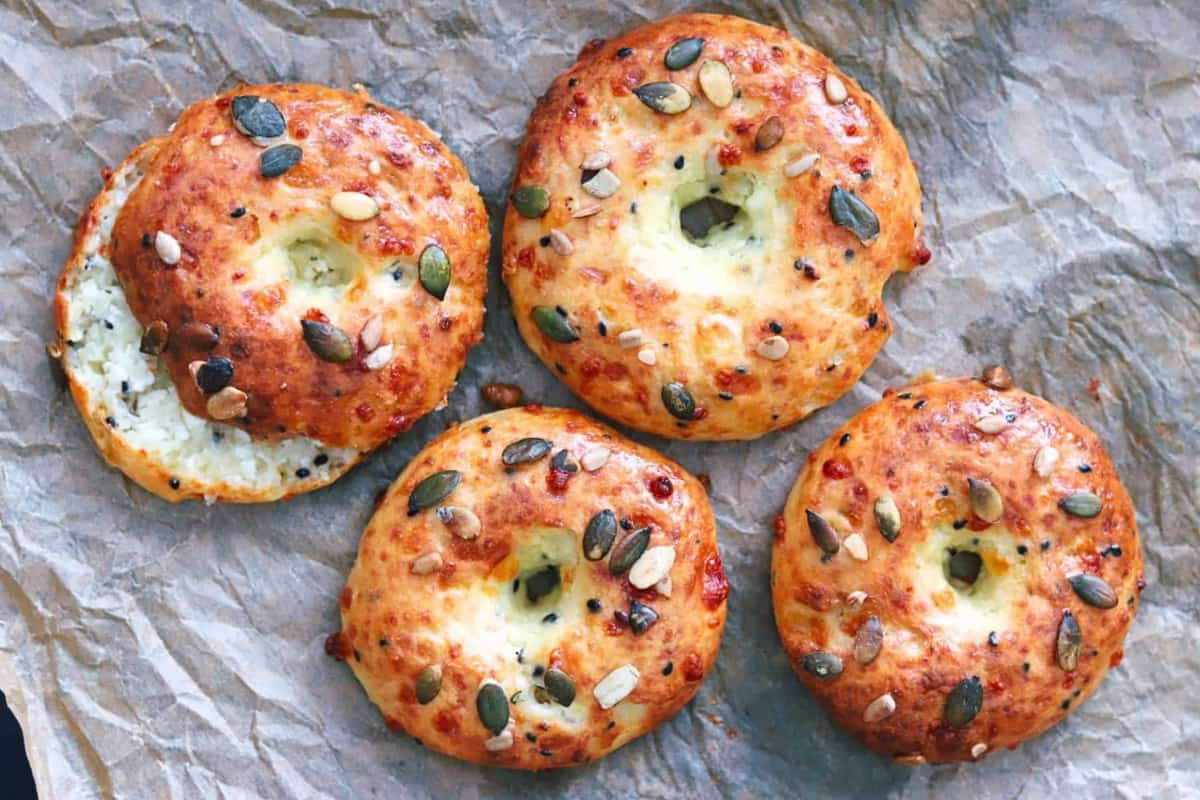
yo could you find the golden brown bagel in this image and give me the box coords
[329,406,729,769]
[502,13,928,440]
[772,375,1144,764]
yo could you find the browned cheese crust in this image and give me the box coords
[502,13,928,440]
[108,83,489,449]
[331,406,729,769]
[772,376,1144,764]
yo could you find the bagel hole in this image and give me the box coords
[944,548,985,593]
[285,232,358,288]
[506,529,579,621]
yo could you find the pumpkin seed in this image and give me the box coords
[139,320,169,355]
[755,116,785,151]
[330,191,379,221]
[418,244,451,300]
[1060,491,1103,518]
[664,37,704,70]
[629,545,675,589]
[511,185,549,218]
[944,676,983,728]
[632,82,692,114]
[525,565,560,603]
[680,196,740,240]
[206,386,247,420]
[805,509,840,554]
[609,526,651,575]
[436,505,481,540]
[408,470,461,516]
[968,477,1003,523]
[854,616,883,665]
[948,550,983,585]
[154,231,181,265]
[416,664,442,704]
[502,437,552,465]
[698,60,734,107]
[543,668,576,707]
[231,95,285,140]
[801,651,843,679]
[824,73,848,104]
[260,144,302,178]
[1068,573,1118,609]
[594,664,639,709]
[661,382,696,420]
[863,692,896,723]
[981,365,1013,390]
[1033,446,1060,478]
[874,495,901,542]
[195,356,234,394]
[629,600,659,634]
[476,680,509,735]
[583,509,617,560]
[581,168,621,198]
[829,186,880,244]
[300,319,354,362]
[531,306,579,343]
[1056,609,1082,671]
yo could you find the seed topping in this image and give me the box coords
[582,168,621,198]
[824,73,848,104]
[854,616,883,664]
[206,386,247,420]
[801,651,843,679]
[609,526,651,575]
[829,186,880,244]
[981,365,1013,390]
[330,191,379,221]
[436,505,481,540]
[512,186,550,218]
[698,60,734,107]
[583,509,618,560]
[543,668,576,707]
[874,495,901,542]
[661,382,696,420]
[531,306,580,343]
[231,95,285,141]
[664,37,704,70]
[629,545,675,589]
[806,509,840,554]
[863,693,896,722]
[1068,573,1118,609]
[756,335,790,361]
[1060,491,1103,518]
[618,329,645,349]
[139,320,169,355]
[476,680,509,735]
[195,356,234,394]
[408,470,461,515]
[300,319,354,362]
[259,144,302,178]
[632,82,692,114]
[410,551,443,575]
[843,533,868,561]
[1034,446,1060,477]
[1056,609,1083,671]
[418,244,451,300]
[581,447,610,472]
[968,478,1004,523]
[581,151,611,171]
[755,116,785,151]
[502,437,552,466]
[416,665,442,704]
[594,665,639,709]
[548,228,573,256]
[784,152,820,177]
[974,414,1009,434]
[945,676,983,728]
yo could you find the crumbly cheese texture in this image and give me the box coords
[333,407,728,769]
[772,377,1144,764]
[503,13,928,440]
[55,142,358,502]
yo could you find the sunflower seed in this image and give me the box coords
[846,590,868,610]
[755,116,785,152]
[502,437,552,465]
[480,383,523,408]
[206,386,247,420]
[661,382,696,420]
[975,414,1009,434]
[756,335,790,361]
[417,244,451,301]
[531,306,579,343]
[580,447,610,472]
[1060,491,1103,518]
[543,668,576,707]
[698,60,734,107]
[609,526,651,575]
[410,551,443,575]
[655,576,673,597]
[863,693,896,723]
[843,533,869,561]
[1034,446,1060,477]
[582,168,621,198]
[548,228,573,256]
[154,231,181,265]
[801,651,843,679]
[176,321,219,350]
[416,664,442,704]
[618,328,645,349]
[784,152,820,177]
[981,365,1013,390]
[629,545,675,589]
[594,664,639,709]
[209,134,225,147]
[664,37,704,70]
[572,204,602,218]
[1069,573,1118,609]
[300,319,354,362]
[629,600,659,634]
[360,315,384,352]
[824,73,848,104]
[581,151,611,171]
[829,186,880,244]
[484,729,514,752]
[139,320,169,355]
[632,82,692,114]
[435,505,481,540]
[330,191,379,221]
[524,565,560,603]
[583,509,617,560]
[362,343,392,370]
[968,478,1003,523]
[231,95,286,140]
[511,185,549,218]
[874,495,901,542]
[854,616,883,664]
[1056,609,1083,671]
[971,743,988,759]
[476,680,509,735]
[806,509,840,554]
[260,144,302,178]
[195,356,234,394]
[408,470,461,515]
[637,347,657,366]
[945,676,983,728]
[948,550,983,585]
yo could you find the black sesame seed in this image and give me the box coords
[939,486,950,497]
[674,155,685,169]
[953,519,967,529]
[379,638,389,647]
[542,613,558,624]
[512,578,520,593]
[844,249,855,260]
[630,202,638,214]
[1073,689,1081,697]
[314,453,328,466]
[662,662,674,676]
[598,321,608,336]
[540,749,553,757]
[392,266,404,281]
[105,416,116,427]
[734,364,748,374]
[539,236,551,247]
[555,305,568,317]
[914,400,927,410]
[1078,464,1092,473]
[482,425,492,434]
[121,380,129,393]
[1041,539,1051,551]
[768,321,783,334]
[353,650,361,662]
[104,320,113,330]
[607,721,615,729]
[555,363,566,374]
[296,467,311,479]
[526,732,537,742]
[587,598,602,613]
[838,433,851,446]
[141,233,152,247]
[1017,544,1028,555]
[1061,700,1071,710]
[516,649,525,663]
[1023,662,1031,672]
[1107,544,1123,557]
[617,47,633,58]
[533,665,545,677]
[988,632,999,647]
[898,392,913,399]
[568,78,578,87]
[169,478,181,490]
[1005,413,1017,423]
[620,518,633,530]
[867,312,878,328]
[230,206,246,218]
[860,170,872,180]
[718,391,734,400]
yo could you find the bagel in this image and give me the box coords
[328,406,729,769]
[771,373,1144,764]
[52,84,489,502]
[502,13,928,440]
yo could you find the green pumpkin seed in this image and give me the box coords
[680,196,740,240]
[829,186,880,244]
[231,95,285,140]
[531,306,579,343]
[543,668,576,707]
[664,37,705,70]
[874,495,901,542]
[948,550,983,586]
[1056,610,1082,671]
[408,470,461,516]
[609,526,650,575]
[968,477,1004,523]
[1069,573,1118,609]
[853,616,883,665]
[260,144,302,178]
[628,600,659,635]
[501,436,552,465]
[805,509,840,555]
[415,664,442,705]
[632,82,693,114]
[512,186,550,218]
[524,565,560,604]
[944,676,983,728]
[661,382,696,420]
[418,244,451,301]
[583,509,617,560]
[801,651,843,679]
[476,681,509,735]
[1060,491,1103,518]
[300,319,354,362]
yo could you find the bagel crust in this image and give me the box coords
[108,84,489,451]
[330,406,728,769]
[503,13,927,440]
[772,376,1144,764]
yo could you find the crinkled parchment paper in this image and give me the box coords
[1,1,1197,797]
